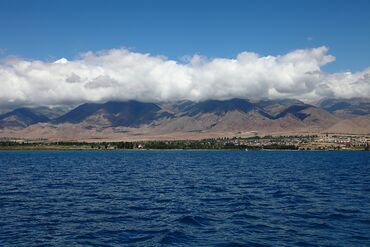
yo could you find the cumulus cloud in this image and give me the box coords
[65,72,82,83]
[0,46,369,107]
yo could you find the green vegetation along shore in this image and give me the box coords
[0,135,369,151]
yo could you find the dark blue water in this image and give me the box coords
[0,151,369,246]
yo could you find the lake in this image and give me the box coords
[0,150,369,246]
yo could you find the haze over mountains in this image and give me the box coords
[0,97,369,141]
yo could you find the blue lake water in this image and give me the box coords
[0,150,369,246]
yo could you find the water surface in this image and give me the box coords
[0,151,369,246]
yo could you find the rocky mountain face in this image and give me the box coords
[54,101,173,127]
[31,106,74,120]
[0,108,49,129]
[318,98,370,118]
[0,98,369,139]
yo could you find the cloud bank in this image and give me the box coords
[0,46,369,107]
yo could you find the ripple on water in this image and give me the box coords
[0,150,369,246]
[175,215,211,227]
[160,229,193,245]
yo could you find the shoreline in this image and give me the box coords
[1,134,368,151]
[0,147,367,151]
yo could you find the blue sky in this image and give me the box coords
[0,0,369,73]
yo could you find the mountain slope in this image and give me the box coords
[318,98,370,118]
[177,98,256,117]
[31,106,75,120]
[153,99,339,133]
[256,98,306,116]
[0,108,49,128]
[0,98,368,138]
[55,101,173,127]
[326,115,370,134]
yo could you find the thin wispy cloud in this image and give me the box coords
[0,46,369,107]
[306,36,314,42]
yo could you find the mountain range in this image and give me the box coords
[0,98,369,141]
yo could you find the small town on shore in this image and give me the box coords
[0,133,369,151]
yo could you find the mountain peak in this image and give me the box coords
[55,100,170,127]
[179,98,255,117]
[0,108,49,128]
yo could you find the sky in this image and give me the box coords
[0,0,369,106]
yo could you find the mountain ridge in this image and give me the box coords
[0,98,369,139]
[0,108,49,129]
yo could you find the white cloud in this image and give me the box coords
[54,58,68,64]
[65,72,82,83]
[0,46,369,107]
